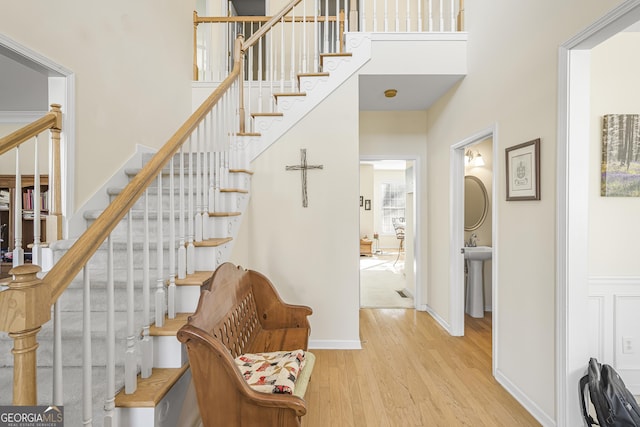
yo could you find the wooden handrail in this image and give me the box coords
[44,35,244,303]
[0,104,62,157]
[241,0,303,50]
[196,15,342,24]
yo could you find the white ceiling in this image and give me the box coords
[359,74,464,111]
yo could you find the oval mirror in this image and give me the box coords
[464,175,488,231]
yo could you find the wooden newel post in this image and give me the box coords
[48,104,63,242]
[0,264,51,405]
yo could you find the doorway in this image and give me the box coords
[359,158,418,309]
[450,126,498,369]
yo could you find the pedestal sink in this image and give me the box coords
[463,246,492,318]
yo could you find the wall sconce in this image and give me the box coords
[465,149,485,167]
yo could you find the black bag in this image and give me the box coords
[580,357,640,426]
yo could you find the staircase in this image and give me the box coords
[0,31,369,425]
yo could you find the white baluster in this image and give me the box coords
[439,0,443,30]
[202,117,210,240]
[280,17,285,92]
[125,212,137,394]
[314,0,319,71]
[418,0,423,31]
[345,0,350,32]
[335,0,340,48]
[52,302,63,405]
[168,155,176,320]
[141,190,152,378]
[178,146,187,279]
[428,0,433,31]
[270,27,275,111]
[373,0,378,31]
[324,0,330,50]
[13,147,23,267]
[405,0,410,31]
[187,137,195,275]
[258,35,264,114]
[82,266,94,424]
[291,7,296,88]
[104,235,116,424]
[361,0,366,32]
[384,0,389,31]
[302,0,308,73]
[209,108,218,214]
[450,0,455,31]
[195,124,203,242]
[155,173,165,327]
[33,136,41,266]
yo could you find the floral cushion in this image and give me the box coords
[235,349,306,395]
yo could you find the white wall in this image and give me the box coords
[233,75,361,348]
[423,0,625,422]
[588,31,640,392]
[0,1,194,212]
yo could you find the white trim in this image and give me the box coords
[556,2,640,425]
[449,124,497,350]
[359,154,423,311]
[0,33,76,239]
[0,111,48,123]
[423,304,451,333]
[495,368,556,427]
[308,340,362,349]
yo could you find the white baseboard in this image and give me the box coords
[495,368,556,426]
[424,304,451,334]
[309,340,362,350]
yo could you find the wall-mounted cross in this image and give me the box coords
[286,149,323,208]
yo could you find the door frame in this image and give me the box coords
[0,33,75,239]
[359,155,422,309]
[556,1,640,424]
[450,124,498,372]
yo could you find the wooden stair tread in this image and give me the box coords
[298,72,330,78]
[237,132,261,137]
[251,112,283,118]
[229,169,254,175]
[175,270,214,286]
[208,211,241,217]
[194,237,233,248]
[115,364,189,408]
[320,52,352,67]
[149,312,191,336]
[273,92,306,97]
[220,188,248,193]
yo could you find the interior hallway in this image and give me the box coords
[360,252,414,308]
[303,309,539,426]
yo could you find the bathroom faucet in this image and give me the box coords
[467,233,478,247]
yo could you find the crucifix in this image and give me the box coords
[286,149,323,207]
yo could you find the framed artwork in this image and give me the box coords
[364,199,371,210]
[360,196,363,206]
[506,138,540,201]
[601,114,640,197]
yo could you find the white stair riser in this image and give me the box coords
[153,336,187,369]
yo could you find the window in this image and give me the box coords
[380,183,405,234]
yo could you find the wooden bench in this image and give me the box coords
[177,262,314,427]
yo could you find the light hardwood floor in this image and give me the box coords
[303,309,540,426]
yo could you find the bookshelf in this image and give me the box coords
[0,175,48,278]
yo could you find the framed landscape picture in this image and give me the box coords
[601,114,640,197]
[505,138,540,201]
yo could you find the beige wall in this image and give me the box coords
[0,1,194,212]
[424,0,625,420]
[360,110,428,306]
[234,76,361,346]
[589,32,640,276]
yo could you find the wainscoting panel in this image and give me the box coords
[589,277,640,394]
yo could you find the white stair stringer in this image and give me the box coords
[249,33,372,161]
